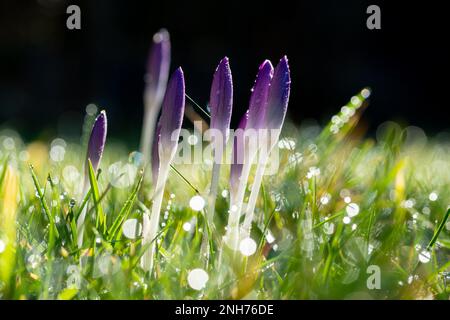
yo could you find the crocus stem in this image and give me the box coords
[242,155,268,239]
[76,207,87,248]
[202,160,221,261]
[76,179,91,248]
[140,103,157,165]
[207,153,223,223]
[226,160,252,251]
[141,164,169,272]
[208,163,220,218]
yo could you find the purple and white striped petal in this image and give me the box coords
[209,57,233,140]
[140,29,171,166]
[156,67,185,159]
[247,60,274,130]
[263,56,291,131]
[144,29,171,107]
[86,110,107,173]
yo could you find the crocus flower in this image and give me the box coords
[77,110,108,247]
[246,60,274,131]
[140,29,171,166]
[242,56,291,238]
[210,57,233,141]
[141,67,185,272]
[85,110,108,177]
[207,57,233,222]
[225,60,274,250]
[259,56,290,134]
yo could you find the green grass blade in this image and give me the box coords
[427,208,450,250]
[87,159,106,233]
[108,171,144,241]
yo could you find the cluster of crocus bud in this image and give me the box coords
[226,56,291,250]
[76,28,291,270]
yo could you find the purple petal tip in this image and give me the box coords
[157,67,186,154]
[247,60,274,129]
[145,29,171,101]
[153,28,170,43]
[86,110,108,172]
[263,56,291,130]
[210,58,233,135]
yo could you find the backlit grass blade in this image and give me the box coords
[29,164,59,240]
[87,159,106,233]
[0,166,19,292]
[108,171,144,241]
[427,208,450,250]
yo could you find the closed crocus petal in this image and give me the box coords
[142,67,185,272]
[77,110,107,247]
[210,57,233,139]
[230,110,249,200]
[247,60,273,130]
[144,29,171,107]
[263,56,291,132]
[206,57,233,224]
[241,56,291,239]
[86,110,107,174]
[157,67,185,159]
[140,29,171,165]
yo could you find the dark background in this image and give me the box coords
[0,0,448,145]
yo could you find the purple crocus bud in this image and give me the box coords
[86,110,107,173]
[230,110,249,199]
[246,60,274,130]
[78,110,107,246]
[263,56,291,131]
[156,67,185,161]
[205,57,233,224]
[141,67,185,272]
[210,57,233,142]
[144,29,171,107]
[140,29,171,165]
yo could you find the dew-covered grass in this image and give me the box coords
[0,90,449,300]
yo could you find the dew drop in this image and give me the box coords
[239,238,257,256]
[428,192,438,202]
[323,222,335,235]
[346,203,360,217]
[122,219,142,239]
[189,195,205,211]
[182,222,192,232]
[418,250,431,264]
[187,268,209,291]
